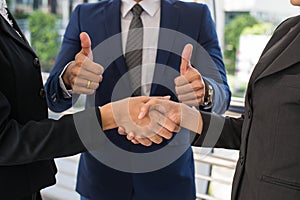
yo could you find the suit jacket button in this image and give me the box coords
[39,88,45,98]
[33,58,40,68]
[248,111,252,119]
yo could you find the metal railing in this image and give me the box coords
[194,150,238,200]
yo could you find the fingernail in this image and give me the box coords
[138,112,144,119]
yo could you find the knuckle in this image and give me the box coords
[169,123,176,132]
[94,67,101,75]
[196,91,204,98]
[191,81,199,90]
[132,140,138,144]
[164,132,172,139]
[142,140,151,146]
[156,137,163,144]
[71,78,76,86]
[75,53,81,61]
[72,69,80,77]
[194,73,201,80]
[174,77,179,85]
[175,86,181,94]
[99,75,103,83]
[127,135,132,140]
[87,89,95,95]
[98,65,104,74]
[95,83,100,89]
[165,135,172,140]
[174,76,183,85]
[178,95,182,101]
[76,60,84,67]
[151,138,159,144]
[197,97,204,103]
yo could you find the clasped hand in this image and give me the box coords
[117,44,204,146]
[107,96,181,146]
[115,96,202,146]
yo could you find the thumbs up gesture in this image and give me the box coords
[174,44,206,106]
[62,32,104,94]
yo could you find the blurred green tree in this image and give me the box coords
[28,11,61,72]
[224,14,258,74]
[242,23,274,35]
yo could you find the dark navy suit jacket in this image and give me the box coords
[45,0,231,199]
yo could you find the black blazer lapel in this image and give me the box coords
[152,0,180,94]
[250,16,300,84]
[260,16,300,56]
[256,24,300,81]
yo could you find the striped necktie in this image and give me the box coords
[125,4,144,96]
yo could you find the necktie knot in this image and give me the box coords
[131,4,143,17]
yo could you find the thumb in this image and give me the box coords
[138,103,151,119]
[80,32,92,57]
[180,44,193,75]
[153,96,171,100]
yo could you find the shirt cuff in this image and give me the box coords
[59,62,73,99]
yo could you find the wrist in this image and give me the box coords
[99,103,117,130]
[62,62,75,90]
[180,104,203,134]
[62,73,72,90]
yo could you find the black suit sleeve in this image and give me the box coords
[0,92,103,166]
[192,111,243,150]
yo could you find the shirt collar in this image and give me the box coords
[121,0,160,18]
[0,0,7,9]
[0,0,7,15]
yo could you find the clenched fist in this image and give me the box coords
[174,44,206,106]
[62,32,104,94]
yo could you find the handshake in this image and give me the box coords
[99,96,203,146]
[63,32,207,146]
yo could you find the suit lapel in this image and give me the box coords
[103,0,127,76]
[250,16,300,84]
[151,0,180,94]
[256,25,300,82]
[0,11,36,56]
[260,17,298,57]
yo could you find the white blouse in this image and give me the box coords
[0,0,13,27]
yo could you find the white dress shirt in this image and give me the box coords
[60,0,161,97]
[121,0,160,96]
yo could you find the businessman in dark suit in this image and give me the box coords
[45,0,231,199]
[139,1,300,199]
